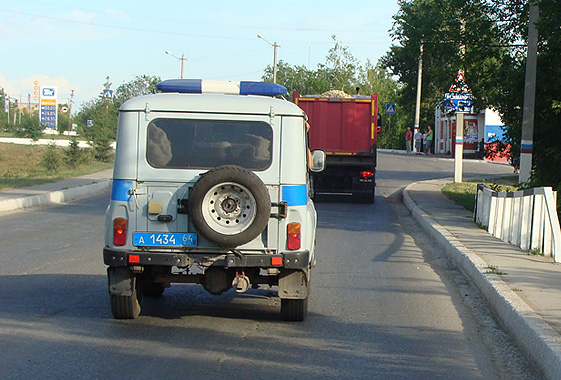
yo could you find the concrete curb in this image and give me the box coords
[403,180,561,380]
[0,179,111,212]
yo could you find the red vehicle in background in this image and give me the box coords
[293,91,381,203]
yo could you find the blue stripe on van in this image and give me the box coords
[282,185,307,206]
[111,180,133,201]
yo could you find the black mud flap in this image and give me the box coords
[278,269,309,299]
[108,267,135,296]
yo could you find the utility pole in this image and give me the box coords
[519,3,539,183]
[67,89,74,133]
[454,19,467,183]
[180,53,185,79]
[165,51,186,79]
[413,42,424,136]
[272,41,279,83]
[257,34,280,83]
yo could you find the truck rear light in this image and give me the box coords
[360,171,374,179]
[113,218,127,246]
[287,222,301,250]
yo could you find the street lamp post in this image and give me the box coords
[257,34,279,83]
[165,50,186,79]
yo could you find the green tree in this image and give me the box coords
[320,35,362,93]
[383,0,508,128]
[0,89,8,131]
[65,137,91,168]
[113,74,160,108]
[41,143,63,173]
[14,109,44,141]
[57,106,71,135]
[384,0,561,192]
[263,37,403,148]
[262,36,364,96]
[76,98,118,162]
[517,1,561,191]
[358,60,404,149]
[75,74,161,162]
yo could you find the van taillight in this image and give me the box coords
[113,218,127,246]
[287,222,301,250]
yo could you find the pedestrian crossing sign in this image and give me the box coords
[385,104,396,114]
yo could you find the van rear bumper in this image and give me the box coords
[103,247,310,270]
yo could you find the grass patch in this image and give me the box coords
[441,177,519,212]
[527,248,544,256]
[0,143,112,191]
[484,265,508,275]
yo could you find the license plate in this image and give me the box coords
[133,232,197,247]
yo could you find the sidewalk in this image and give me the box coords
[0,169,113,212]
[404,178,561,380]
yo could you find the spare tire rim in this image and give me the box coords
[201,182,258,235]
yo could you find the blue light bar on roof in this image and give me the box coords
[156,79,287,96]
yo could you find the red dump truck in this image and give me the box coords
[293,91,380,203]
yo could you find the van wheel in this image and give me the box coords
[189,165,271,247]
[280,298,308,321]
[110,279,142,319]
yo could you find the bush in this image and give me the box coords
[92,139,114,162]
[41,143,63,173]
[65,138,91,167]
[14,111,44,141]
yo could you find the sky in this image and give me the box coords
[0,0,401,111]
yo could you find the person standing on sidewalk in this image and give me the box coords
[477,138,485,159]
[405,127,413,154]
[425,125,434,155]
[414,129,422,154]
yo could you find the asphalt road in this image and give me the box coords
[0,153,543,379]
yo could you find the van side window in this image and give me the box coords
[146,119,273,170]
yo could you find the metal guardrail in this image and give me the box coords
[474,184,561,262]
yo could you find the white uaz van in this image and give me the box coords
[103,79,325,321]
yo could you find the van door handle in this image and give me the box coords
[157,215,173,222]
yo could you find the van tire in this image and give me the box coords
[189,165,271,247]
[110,281,142,319]
[280,297,308,321]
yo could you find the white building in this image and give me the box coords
[434,107,506,158]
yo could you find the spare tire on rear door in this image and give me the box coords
[189,165,271,247]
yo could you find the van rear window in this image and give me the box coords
[146,119,272,170]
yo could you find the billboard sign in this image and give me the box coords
[40,86,57,129]
[445,93,473,114]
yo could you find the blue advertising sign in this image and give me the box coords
[445,93,473,114]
